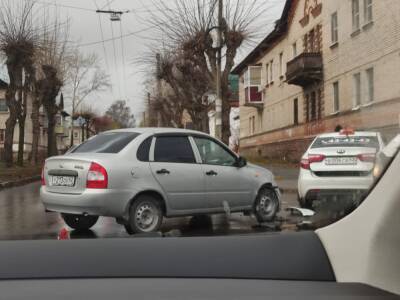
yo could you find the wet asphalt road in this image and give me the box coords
[0,182,299,240]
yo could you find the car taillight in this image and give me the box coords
[300,158,310,170]
[86,162,108,189]
[357,153,376,163]
[301,154,325,170]
[41,164,46,186]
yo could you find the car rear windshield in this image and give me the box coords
[311,135,379,149]
[72,132,139,154]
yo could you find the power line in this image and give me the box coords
[76,25,157,47]
[93,0,113,97]
[37,1,96,12]
[108,2,122,100]
[119,19,129,101]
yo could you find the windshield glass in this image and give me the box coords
[311,135,380,150]
[0,0,398,250]
[72,132,139,154]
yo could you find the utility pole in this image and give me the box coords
[215,0,223,140]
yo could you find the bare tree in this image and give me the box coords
[32,16,71,161]
[146,0,265,143]
[66,50,110,146]
[105,100,136,128]
[0,0,39,166]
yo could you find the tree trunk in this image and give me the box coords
[17,88,27,166]
[17,118,25,166]
[30,97,41,165]
[4,115,17,167]
[47,112,57,157]
[221,98,231,145]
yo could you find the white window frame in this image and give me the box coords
[353,73,361,108]
[269,60,274,83]
[333,81,340,113]
[365,67,374,104]
[331,12,338,44]
[279,52,284,78]
[352,0,360,32]
[292,42,297,58]
[364,0,373,24]
[0,99,8,112]
[244,66,263,103]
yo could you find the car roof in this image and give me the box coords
[316,131,379,138]
[105,127,210,136]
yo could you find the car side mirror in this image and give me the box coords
[236,156,247,168]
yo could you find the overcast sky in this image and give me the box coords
[20,0,286,120]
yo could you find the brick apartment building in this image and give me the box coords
[232,0,400,162]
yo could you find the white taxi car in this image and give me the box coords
[298,129,385,208]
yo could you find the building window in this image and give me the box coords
[310,92,317,121]
[269,60,273,83]
[331,12,338,44]
[333,81,340,112]
[366,67,374,103]
[0,129,4,142]
[293,98,299,125]
[352,0,360,32]
[265,63,269,85]
[279,52,284,78]
[244,66,263,103]
[0,99,7,112]
[292,42,297,58]
[74,132,79,138]
[309,29,315,52]
[249,116,256,135]
[353,73,361,107]
[364,0,373,23]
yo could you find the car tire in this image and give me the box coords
[128,195,163,234]
[61,213,99,231]
[254,187,279,223]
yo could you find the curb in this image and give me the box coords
[0,176,41,191]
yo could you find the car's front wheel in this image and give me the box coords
[127,195,163,234]
[61,213,99,230]
[254,187,279,223]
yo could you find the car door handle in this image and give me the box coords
[156,169,170,175]
[206,170,218,176]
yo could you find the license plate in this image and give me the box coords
[50,176,75,187]
[325,157,357,165]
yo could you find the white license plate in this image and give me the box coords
[50,176,75,187]
[325,157,357,165]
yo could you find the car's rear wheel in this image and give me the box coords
[61,213,99,231]
[128,195,163,234]
[254,187,279,223]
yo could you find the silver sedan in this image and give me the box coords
[40,128,281,234]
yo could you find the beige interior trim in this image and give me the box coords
[317,153,400,294]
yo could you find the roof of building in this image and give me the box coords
[231,0,293,75]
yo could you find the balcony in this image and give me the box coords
[286,52,323,87]
[244,86,264,109]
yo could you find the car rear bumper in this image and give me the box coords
[298,169,373,199]
[40,187,135,217]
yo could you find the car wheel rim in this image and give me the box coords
[259,193,277,217]
[135,204,159,232]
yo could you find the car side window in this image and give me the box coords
[193,137,237,166]
[136,136,153,162]
[154,136,196,163]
